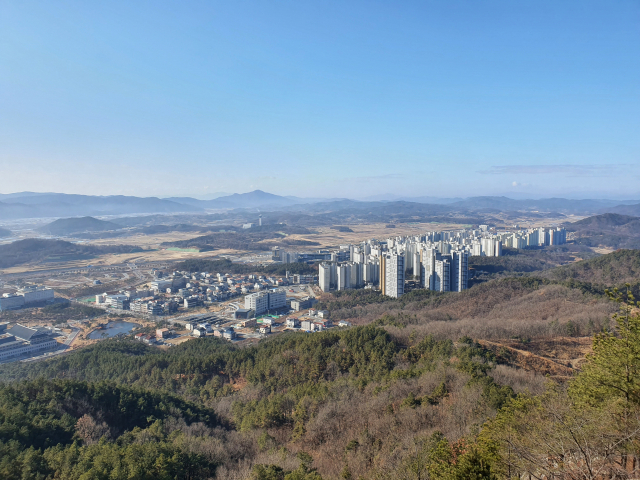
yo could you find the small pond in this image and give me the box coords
[88,321,139,340]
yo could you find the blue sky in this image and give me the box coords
[1,1,639,199]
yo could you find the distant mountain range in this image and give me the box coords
[603,203,640,216]
[166,190,299,209]
[0,193,199,220]
[0,190,638,221]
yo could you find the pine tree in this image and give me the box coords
[569,286,640,408]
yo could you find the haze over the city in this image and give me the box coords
[1,1,639,199]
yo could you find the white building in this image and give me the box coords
[0,294,25,312]
[245,291,269,315]
[0,325,58,361]
[150,279,173,291]
[18,285,55,304]
[337,264,350,291]
[245,288,286,315]
[380,254,404,298]
[0,285,54,311]
[451,250,469,292]
[267,288,286,310]
[434,257,450,292]
[319,263,332,292]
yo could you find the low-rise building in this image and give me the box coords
[239,318,257,328]
[129,301,147,313]
[214,327,236,340]
[234,308,253,319]
[148,303,164,316]
[0,325,58,361]
[290,296,317,312]
[151,279,173,291]
[105,294,130,310]
[197,322,213,333]
[0,294,25,312]
[184,297,200,308]
[285,317,300,328]
[156,328,170,339]
[0,285,55,311]
[18,285,55,304]
[192,327,207,337]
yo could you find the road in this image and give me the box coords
[128,262,145,280]
[63,326,80,346]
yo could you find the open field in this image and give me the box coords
[276,222,459,247]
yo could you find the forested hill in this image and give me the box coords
[38,216,120,235]
[566,213,640,249]
[569,213,639,228]
[0,327,521,479]
[544,248,640,285]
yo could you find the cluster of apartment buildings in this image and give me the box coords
[0,285,55,312]
[0,323,58,360]
[495,225,568,249]
[318,243,469,298]
[307,225,567,299]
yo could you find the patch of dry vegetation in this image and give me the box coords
[321,279,614,342]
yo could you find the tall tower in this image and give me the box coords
[319,263,332,292]
[434,256,450,292]
[451,250,469,292]
[381,254,404,298]
[421,248,435,290]
[259,215,262,227]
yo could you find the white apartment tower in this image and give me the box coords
[337,264,351,291]
[319,263,332,292]
[434,257,451,292]
[380,254,404,298]
[451,250,469,292]
[420,248,436,290]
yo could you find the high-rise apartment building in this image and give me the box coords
[337,264,351,291]
[420,248,436,290]
[451,250,469,292]
[434,257,450,292]
[380,254,404,298]
[319,263,332,292]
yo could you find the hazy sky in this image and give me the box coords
[1,1,639,199]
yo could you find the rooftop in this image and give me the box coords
[7,324,47,342]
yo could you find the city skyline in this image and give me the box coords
[2,1,639,198]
